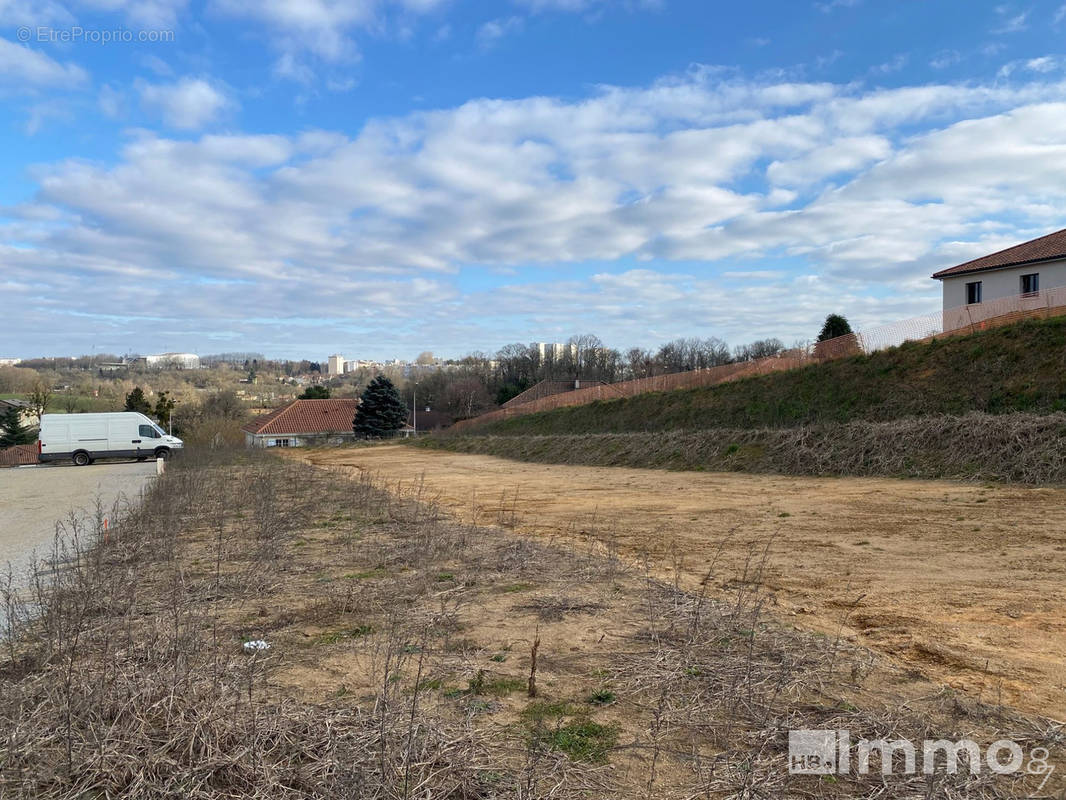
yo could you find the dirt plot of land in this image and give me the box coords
[302,445,1066,722]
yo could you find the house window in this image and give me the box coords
[274,438,292,447]
[1021,273,1039,296]
[966,281,982,304]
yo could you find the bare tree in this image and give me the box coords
[28,380,53,419]
[442,378,493,420]
[60,387,79,414]
[733,338,784,362]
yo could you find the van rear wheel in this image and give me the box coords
[72,451,90,467]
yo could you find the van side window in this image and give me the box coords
[139,424,161,439]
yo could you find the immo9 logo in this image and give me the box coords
[789,729,1055,791]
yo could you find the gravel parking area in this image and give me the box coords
[0,462,157,582]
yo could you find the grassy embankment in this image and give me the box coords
[421,316,1066,482]
[2,449,1060,797]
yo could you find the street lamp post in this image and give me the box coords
[413,382,419,436]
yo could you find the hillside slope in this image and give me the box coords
[462,316,1066,436]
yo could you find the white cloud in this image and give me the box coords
[78,0,188,26]
[992,8,1028,33]
[138,77,232,129]
[1026,56,1061,73]
[0,0,72,25]
[871,53,908,75]
[516,0,661,11]
[0,37,88,87]
[211,0,448,62]
[273,52,316,84]
[98,83,125,118]
[767,136,891,186]
[930,50,961,69]
[476,16,523,49]
[9,70,1066,355]
[1056,4,1066,25]
[815,0,860,12]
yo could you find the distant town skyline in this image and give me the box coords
[4,1,1066,358]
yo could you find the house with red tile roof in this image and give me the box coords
[241,398,360,448]
[933,228,1066,311]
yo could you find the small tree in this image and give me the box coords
[154,391,176,428]
[0,405,36,447]
[28,380,52,419]
[353,376,407,438]
[124,387,152,415]
[60,387,79,414]
[817,314,853,342]
[299,385,331,399]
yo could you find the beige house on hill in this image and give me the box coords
[933,228,1066,310]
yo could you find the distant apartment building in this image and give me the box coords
[345,359,378,372]
[144,352,200,369]
[327,354,346,376]
[536,342,577,361]
[0,358,21,367]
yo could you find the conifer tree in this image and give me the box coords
[353,376,407,438]
[0,405,35,447]
[124,387,152,415]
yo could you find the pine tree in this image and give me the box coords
[0,405,35,448]
[299,385,331,399]
[125,387,152,414]
[353,376,407,438]
[154,391,176,428]
[817,314,853,342]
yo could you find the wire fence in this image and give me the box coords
[451,287,1066,433]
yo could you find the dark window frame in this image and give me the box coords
[965,281,982,304]
[1020,273,1040,296]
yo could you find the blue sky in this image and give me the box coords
[4,0,1066,360]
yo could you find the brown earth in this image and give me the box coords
[300,445,1066,723]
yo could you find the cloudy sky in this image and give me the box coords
[3,0,1066,360]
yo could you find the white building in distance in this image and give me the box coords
[327,354,346,376]
[536,342,577,361]
[145,352,200,370]
[0,358,21,367]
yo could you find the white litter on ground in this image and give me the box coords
[242,639,270,653]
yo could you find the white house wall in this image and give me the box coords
[942,258,1066,310]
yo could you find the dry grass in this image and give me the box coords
[418,411,1066,484]
[0,447,1062,798]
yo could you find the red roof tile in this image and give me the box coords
[932,227,1066,279]
[241,398,359,436]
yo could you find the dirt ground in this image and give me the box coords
[300,445,1066,723]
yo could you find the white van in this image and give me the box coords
[38,412,184,466]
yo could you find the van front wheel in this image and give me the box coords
[154,448,171,461]
[72,451,91,467]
